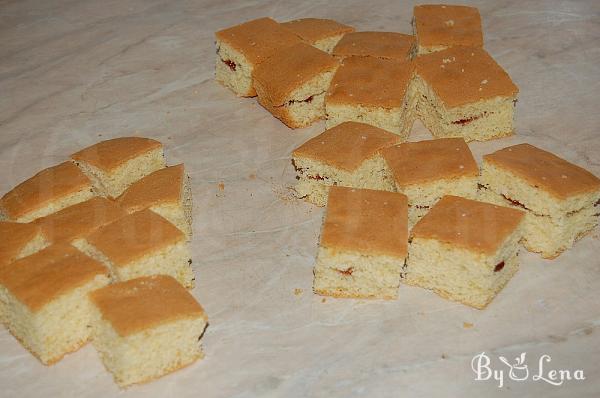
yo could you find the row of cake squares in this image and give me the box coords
[292,122,600,260]
[215,5,518,142]
[0,137,207,387]
[313,187,525,309]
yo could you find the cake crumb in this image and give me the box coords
[294,288,303,296]
[463,322,474,329]
[249,173,257,180]
[321,298,327,303]
[441,353,448,359]
[218,182,225,191]
[444,19,455,27]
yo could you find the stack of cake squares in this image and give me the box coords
[215,5,519,143]
[0,136,208,388]
[209,6,600,308]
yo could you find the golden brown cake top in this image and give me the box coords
[484,144,600,199]
[90,275,206,337]
[293,122,401,171]
[252,42,339,106]
[0,161,92,221]
[412,195,525,254]
[416,46,518,108]
[414,4,483,48]
[84,209,185,267]
[34,197,126,243]
[332,31,415,60]
[117,164,184,213]
[381,138,478,187]
[70,137,162,172]
[321,186,408,258]
[0,244,109,312]
[0,221,42,266]
[215,17,303,65]
[327,56,415,108]
[282,18,355,43]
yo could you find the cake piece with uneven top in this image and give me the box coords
[314,186,408,299]
[326,56,416,137]
[0,161,95,223]
[406,196,525,309]
[89,275,208,388]
[71,137,165,198]
[380,138,479,226]
[253,42,339,128]
[480,143,600,258]
[0,244,110,364]
[75,209,194,288]
[215,17,302,97]
[413,46,518,141]
[413,4,483,55]
[292,121,401,206]
[117,164,193,239]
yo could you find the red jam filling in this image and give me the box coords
[223,59,236,71]
[308,174,327,181]
[338,267,354,276]
[502,194,528,210]
[452,115,481,125]
[494,261,505,272]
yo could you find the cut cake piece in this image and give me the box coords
[413,46,518,141]
[34,196,126,245]
[325,56,416,137]
[332,31,416,60]
[89,275,208,388]
[252,42,339,128]
[281,18,355,53]
[0,244,110,364]
[215,17,302,97]
[0,161,95,223]
[480,143,600,258]
[413,4,483,55]
[71,137,166,198]
[292,121,401,206]
[406,195,525,309]
[75,209,194,288]
[314,186,408,299]
[380,137,479,226]
[117,164,193,239]
[0,221,48,267]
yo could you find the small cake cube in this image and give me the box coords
[89,275,208,388]
[292,121,401,206]
[332,31,416,60]
[406,196,525,309]
[215,17,302,97]
[0,161,95,222]
[380,138,479,226]
[252,42,339,128]
[0,244,110,364]
[34,196,126,245]
[326,56,416,137]
[413,46,518,141]
[413,4,483,55]
[314,186,408,299]
[282,18,355,53]
[117,164,193,239]
[0,222,48,267]
[71,137,166,198]
[76,209,194,288]
[480,144,600,258]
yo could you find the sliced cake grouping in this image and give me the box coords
[0,136,206,388]
[215,6,519,143]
